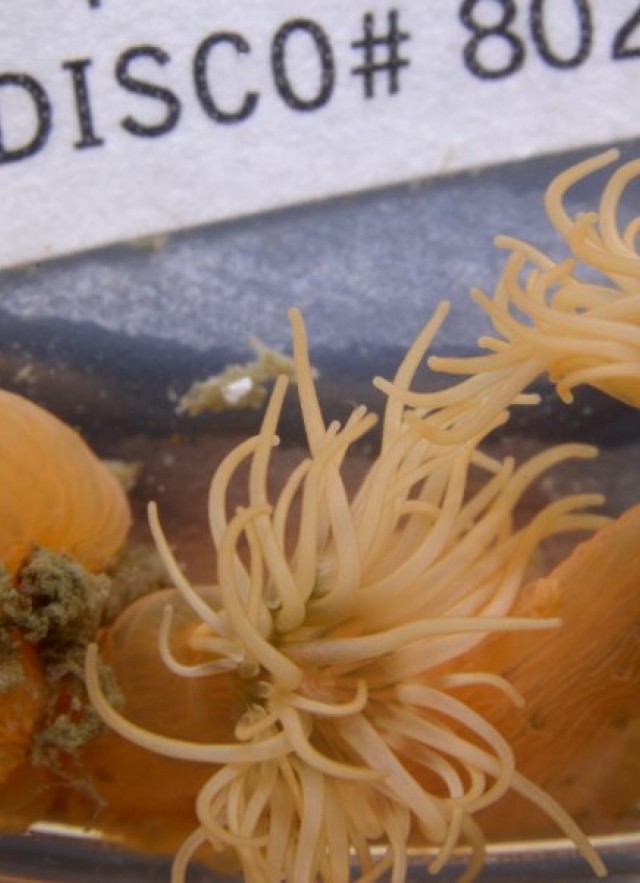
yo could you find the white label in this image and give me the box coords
[1,0,639,268]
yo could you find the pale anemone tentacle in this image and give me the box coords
[356,444,599,627]
[290,309,370,621]
[148,500,229,637]
[272,457,310,553]
[293,409,377,612]
[336,713,450,844]
[509,261,639,348]
[208,435,265,598]
[158,604,237,677]
[286,679,369,717]
[273,701,382,783]
[558,363,640,403]
[84,644,292,764]
[243,515,269,636]
[405,362,545,445]
[394,683,519,811]
[544,148,620,241]
[286,615,561,668]
[569,211,640,282]
[249,375,306,632]
[380,299,452,450]
[623,215,640,250]
[218,504,303,691]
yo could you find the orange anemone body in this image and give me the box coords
[465,505,640,836]
[81,588,240,854]
[0,390,131,574]
[0,635,46,783]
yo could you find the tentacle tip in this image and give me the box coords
[554,384,574,405]
[428,854,450,876]
[595,861,608,878]
[600,146,621,163]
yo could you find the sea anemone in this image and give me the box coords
[85,301,610,883]
[0,390,131,574]
[376,150,640,445]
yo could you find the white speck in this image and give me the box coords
[223,376,253,405]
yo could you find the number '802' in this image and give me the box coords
[460,0,640,80]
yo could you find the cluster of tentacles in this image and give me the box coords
[84,150,640,883]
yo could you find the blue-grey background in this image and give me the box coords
[0,141,638,448]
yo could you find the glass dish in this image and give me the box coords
[1,141,638,882]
